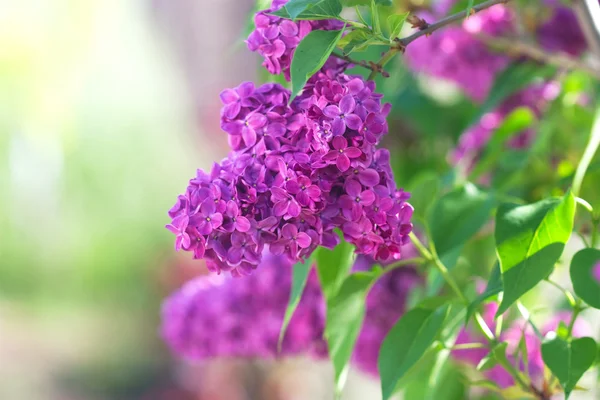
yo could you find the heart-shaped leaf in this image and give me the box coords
[541,336,597,398]
[570,248,600,309]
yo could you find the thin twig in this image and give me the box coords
[477,33,600,79]
[330,52,390,77]
[398,0,510,47]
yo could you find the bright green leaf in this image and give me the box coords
[406,172,440,223]
[291,28,345,99]
[466,262,502,324]
[278,258,313,350]
[325,271,378,394]
[387,12,409,40]
[370,0,382,35]
[570,248,600,309]
[428,183,495,267]
[315,233,355,299]
[542,336,597,398]
[272,0,343,20]
[379,305,451,400]
[337,28,375,54]
[495,191,575,315]
[341,0,391,5]
[466,0,474,16]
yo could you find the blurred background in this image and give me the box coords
[2,0,600,399]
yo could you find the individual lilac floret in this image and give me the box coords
[247,0,343,80]
[161,252,421,373]
[161,254,327,360]
[593,262,600,282]
[168,70,413,275]
[404,3,513,102]
[536,0,587,57]
[453,304,591,389]
[452,82,560,167]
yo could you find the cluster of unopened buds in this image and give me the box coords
[166,1,413,276]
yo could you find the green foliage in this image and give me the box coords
[272,0,343,20]
[570,248,600,309]
[337,28,376,54]
[325,271,378,394]
[387,12,409,41]
[466,262,502,324]
[542,336,597,398]
[341,0,392,5]
[428,183,496,267]
[495,191,575,315]
[315,233,355,298]
[291,28,345,99]
[278,258,314,349]
[379,304,451,400]
[407,172,441,224]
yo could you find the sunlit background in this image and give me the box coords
[2,1,600,399]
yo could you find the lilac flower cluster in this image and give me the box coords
[451,82,560,167]
[161,252,420,373]
[405,0,588,102]
[404,3,513,102]
[453,303,591,389]
[167,63,413,275]
[161,254,327,359]
[247,0,343,80]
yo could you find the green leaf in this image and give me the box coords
[315,233,355,299]
[291,28,345,99]
[278,258,313,350]
[570,248,600,309]
[370,0,382,35]
[387,12,409,41]
[337,28,376,54]
[379,305,451,400]
[341,0,391,5]
[466,262,502,324]
[466,0,474,16]
[325,271,378,394]
[495,191,575,315]
[542,336,597,398]
[272,0,343,20]
[428,183,496,268]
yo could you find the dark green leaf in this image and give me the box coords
[325,271,378,393]
[291,28,345,99]
[542,336,597,398]
[570,248,600,309]
[428,183,496,268]
[466,262,502,324]
[272,0,343,20]
[387,12,409,40]
[315,233,355,299]
[379,305,451,400]
[495,191,575,315]
[278,258,313,350]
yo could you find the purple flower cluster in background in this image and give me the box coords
[167,67,413,276]
[161,252,420,374]
[451,82,560,167]
[593,262,600,282]
[405,0,588,102]
[247,0,343,80]
[453,303,591,389]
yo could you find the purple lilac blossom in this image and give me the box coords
[451,81,560,167]
[167,59,413,276]
[536,0,588,57]
[404,3,513,102]
[246,0,343,80]
[453,304,591,389]
[161,252,421,372]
